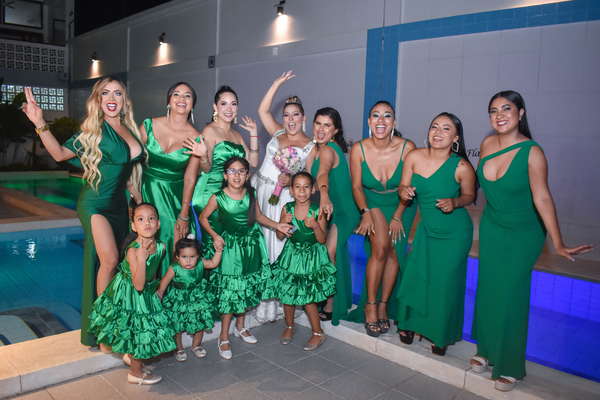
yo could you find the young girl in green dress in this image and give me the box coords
[271,172,336,351]
[199,156,292,360]
[157,237,223,362]
[89,203,175,385]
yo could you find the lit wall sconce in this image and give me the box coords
[158,32,166,45]
[90,51,98,62]
[275,0,285,16]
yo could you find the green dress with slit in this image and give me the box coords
[473,140,545,380]
[141,118,192,275]
[205,190,270,314]
[63,121,144,347]
[269,202,336,305]
[346,139,416,323]
[162,262,215,334]
[191,141,246,248]
[310,142,359,324]
[395,154,473,347]
[89,240,176,359]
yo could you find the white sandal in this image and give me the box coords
[218,339,232,360]
[495,376,517,392]
[469,356,488,374]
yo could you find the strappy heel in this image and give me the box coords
[377,300,390,334]
[398,330,414,344]
[364,301,381,337]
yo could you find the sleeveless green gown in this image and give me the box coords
[346,140,416,323]
[310,142,359,324]
[191,141,246,247]
[141,118,192,275]
[206,190,270,314]
[395,154,473,347]
[162,262,215,334]
[473,141,545,380]
[269,202,336,305]
[89,241,176,360]
[63,121,144,346]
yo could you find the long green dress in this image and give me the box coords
[395,154,473,347]
[141,118,192,275]
[63,121,144,346]
[206,190,271,315]
[191,141,246,246]
[269,202,336,305]
[89,240,176,360]
[310,142,359,324]
[162,262,215,334]
[346,139,416,323]
[473,141,546,380]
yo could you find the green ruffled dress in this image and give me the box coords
[269,202,336,305]
[141,118,193,275]
[191,141,246,244]
[395,154,473,347]
[206,190,270,314]
[63,121,144,346]
[310,142,359,324]
[89,240,176,360]
[346,139,416,323]
[162,263,215,334]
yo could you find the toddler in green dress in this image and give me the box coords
[199,156,292,360]
[157,237,223,362]
[270,172,336,351]
[89,203,175,385]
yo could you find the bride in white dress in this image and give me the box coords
[251,71,314,322]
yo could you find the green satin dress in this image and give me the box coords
[269,202,336,306]
[473,141,545,380]
[141,118,192,275]
[346,139,416,323]
[162,262,215,334]
[206,190,270,315]
[191,141,246,246]
[310,142,359,324]
[63,121,144,347]
[89,240,176,360]
[395,154,473,347]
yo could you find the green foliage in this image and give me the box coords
[50,116,80,144]
[0,92,34,146]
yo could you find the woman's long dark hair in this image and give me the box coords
[428,112,470,162]
[488,90,532,139]
[121,202,159,256]
[166,82,197,121]
[221,156,256,225]
[313,107,348,153]
[369,100,402,137]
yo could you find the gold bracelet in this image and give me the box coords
[391,216,401,222]
[35,124,50,135]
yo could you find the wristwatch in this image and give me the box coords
[359,208,370,215]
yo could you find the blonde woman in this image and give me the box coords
[22,77,144,347]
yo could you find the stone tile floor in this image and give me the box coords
[10,323,486,400]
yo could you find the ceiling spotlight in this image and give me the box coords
[275,0,285,16]
[158,32,166,45]
[90,51,98,62]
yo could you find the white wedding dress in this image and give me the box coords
[251,130,314,322]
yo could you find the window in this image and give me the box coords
[1,83,66,111]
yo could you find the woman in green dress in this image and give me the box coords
[395,112,475,355]
[270,172,336,350]
[139,82,201,275]
[89,203,174,385]
[471,91,592,391]
[306,107,359,325]
[21,78,144,347]
[347,101,416,337]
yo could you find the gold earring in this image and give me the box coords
[234,115,238,124]
[212,111,218,122]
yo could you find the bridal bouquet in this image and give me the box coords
[269,146,303,205]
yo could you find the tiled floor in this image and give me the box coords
[10,323,485,400]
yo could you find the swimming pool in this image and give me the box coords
[0,176,83,210]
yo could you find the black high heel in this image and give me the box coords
[398,330,414,344]
[431,345,447,356]
[377,300,390,334]
[364,301,381,337]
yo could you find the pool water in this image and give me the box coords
[0,228,598,382]
[0,176,83,210]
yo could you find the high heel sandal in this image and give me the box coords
[377,300,390,334]
[364,301,381,337]
[280,325,294,345]
[431,345,447,356]
[398,330,414,344]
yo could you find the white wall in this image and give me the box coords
[395,20,600,258]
